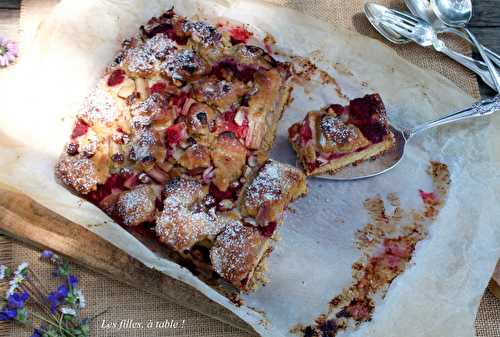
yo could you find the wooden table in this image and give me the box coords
[1,0,498,97]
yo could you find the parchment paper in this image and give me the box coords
[0,1,499,337]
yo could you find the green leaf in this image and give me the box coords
[58,263,70,277]
[15,307,28,323]
[80,323,90,337]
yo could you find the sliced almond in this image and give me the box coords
[219,199,234,210]
[135,78,149,100]
[247,155,257,167]
[234,108,246,126]
[118,79,136,99]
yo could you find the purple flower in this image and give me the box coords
[68,275,78,288]
[47,284,69,313]
[30,329,42,337]
[0,37,18,67]
[0,307,17,321]
[7,291,29,309]
[40,250,54,259]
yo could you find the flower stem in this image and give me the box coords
[28,269,51,294]
[29,310,78,337]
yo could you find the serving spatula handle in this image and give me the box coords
[409,95,500,137]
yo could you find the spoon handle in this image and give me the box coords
[438,26,500,68]
[434,40,496,89]
[464,28,500,91]
[410,95,500,137]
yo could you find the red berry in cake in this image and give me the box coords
[107,69,126,87]
[71,119,89,139]
[229,26,252,44]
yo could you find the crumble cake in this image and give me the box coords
[55,8,306,291]
[288,94,395,176]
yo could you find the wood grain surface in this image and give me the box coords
[0,189,254,334]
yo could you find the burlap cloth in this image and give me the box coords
[0,0,497,336]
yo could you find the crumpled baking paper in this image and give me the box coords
[0,1,499,336]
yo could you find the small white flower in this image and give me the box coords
[14,262,28,276]
[76,290,86,309]
[5,264,28,298]
[61,307,76,316]
[6,282,18,298]
[0,265,7,280]
[11,273,24,286]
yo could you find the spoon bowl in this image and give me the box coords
[431,0,500,90]
[404,0,448,27]
[431,0,472,27]
[405,0,437,24]
[364,3,410,44]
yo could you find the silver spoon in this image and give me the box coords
[404,0,500,67]
[315,96,500,181]
[430,0,500,91]
[364,3,496,89]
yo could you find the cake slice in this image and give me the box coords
[210,221,270,291]
[239,159,307,229]
[288,94,395,176]
[211,160,306,291]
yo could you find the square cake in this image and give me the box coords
[55,8,306,291]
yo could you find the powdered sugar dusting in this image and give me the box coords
[117,185,156,226]
[125,47,156,74]
[55,155,99,194]
[156,178,227,251]
[132,93,166,117]
[143,34,177,59]
[131,128,157,161]
[162,49,197,82]
[79,86,118,123]
[320,115,357,145]
[210,221,263,283]
[244,160,298,208]
[184,21,221,46]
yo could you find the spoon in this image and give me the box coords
[430,0,500,91]
[315,96,500,181]
[404,0,500,67]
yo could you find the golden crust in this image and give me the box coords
[306,137,395,176]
